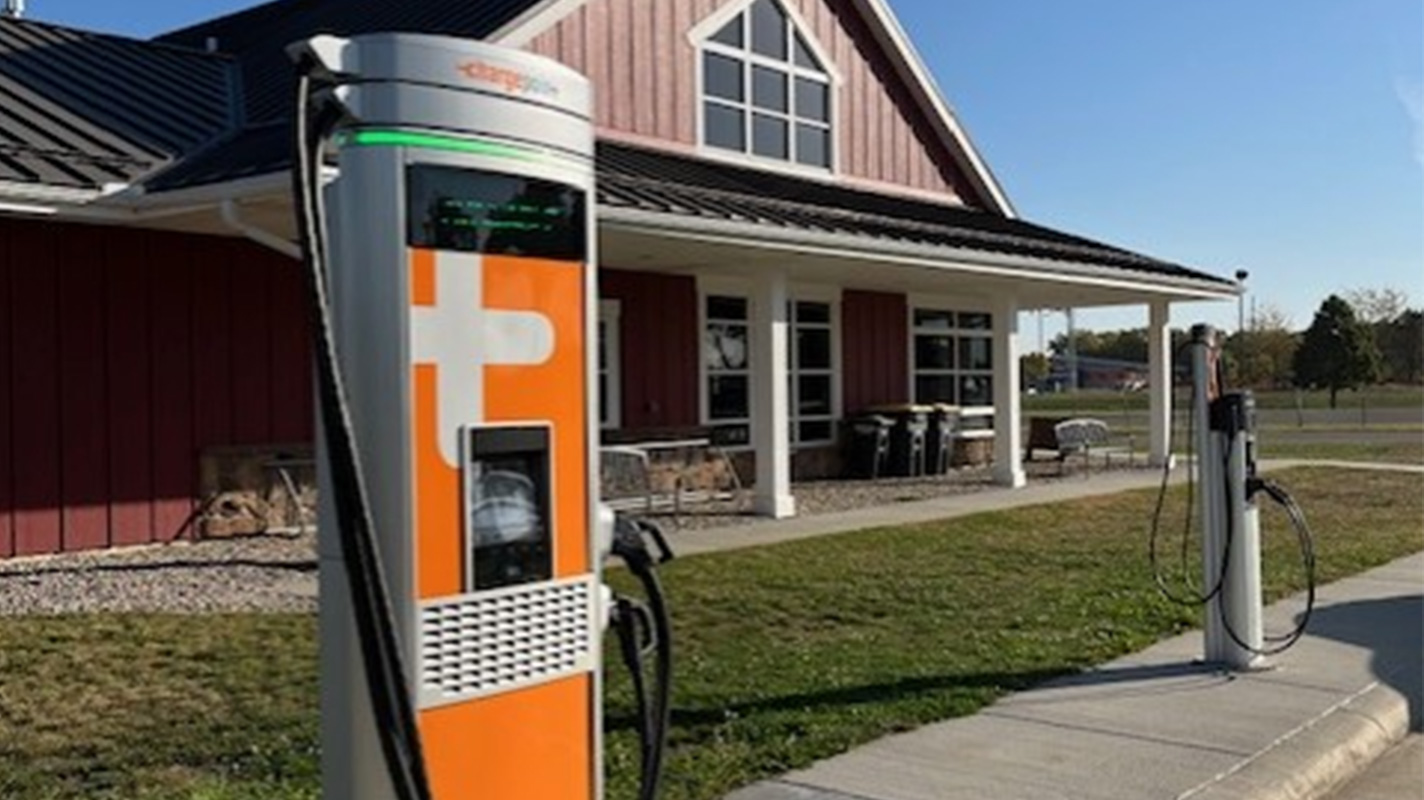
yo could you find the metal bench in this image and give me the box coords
[1053,418,1135,475]
[599,436,744,518]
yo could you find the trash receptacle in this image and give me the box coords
[869,405,928,477]
[845,414,893,479]
[926,404,960,475]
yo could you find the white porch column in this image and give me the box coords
[992,297,1026,488]
[1148,300,1173,467]
[752,270,796,518]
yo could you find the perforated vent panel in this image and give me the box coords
[418,577,596,707]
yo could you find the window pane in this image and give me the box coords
[709,375,750,419]
[797,328,831,369]
[752,66,788,112]
[712,423,751,447]
[750,0,788,60]
[795,301,830,323]
[915,374,956,404]
[752,113,788,159]
[795,78,828,122]
[793,32,821,69]
[599,376,609,425]
[799,420,833,443]
[707,295,748,320]
[705,324,749,370]
[913,309,954,330]
[795,123,830,167]
[915,335,954,370]
[705,102,746,151]
[704,52,744,101]
[959,337,992,371]
[798,375,832,415]
[958,312,992,330]
[959,375,993,406]
[710,16,743,48]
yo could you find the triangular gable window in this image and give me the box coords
[699,0,833,169]
[793,32,821,70]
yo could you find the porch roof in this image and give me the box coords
[596,141,1233,291]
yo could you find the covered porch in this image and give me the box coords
[592,141,1237,517]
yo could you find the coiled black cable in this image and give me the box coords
[611,517,675,800]
[292,63,434,800]
[1215,475,1317,656]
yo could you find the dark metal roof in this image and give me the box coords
[0,17,236,190]
[596,142,1231,285]
[143,119,291,192]
[157,0,546,124]
[139,119,1224,285]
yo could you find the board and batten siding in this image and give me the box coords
[527,0,980,203]
[842,289,908,413]
[599,268,700,430]
[0,217,313,556]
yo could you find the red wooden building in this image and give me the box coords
[0,0,1235,555]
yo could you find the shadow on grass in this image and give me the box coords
[607,666,1072,734]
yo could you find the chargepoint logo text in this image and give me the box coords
[457,59,560,98]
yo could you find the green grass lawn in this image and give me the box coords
[1258,439,1424,464]
[1,468,1420,799]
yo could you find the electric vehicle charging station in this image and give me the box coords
[1160,323,1315,671]
[1190,325,1266,669]
[290,33,672,800]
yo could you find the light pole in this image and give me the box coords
[1234,269,1249,334]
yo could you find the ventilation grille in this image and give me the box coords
[419,577,594,705]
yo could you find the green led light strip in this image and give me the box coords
[339,128,583,165]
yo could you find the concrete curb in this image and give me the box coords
[1179,682,1412,800]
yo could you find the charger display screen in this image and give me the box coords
[408,164,585,260]
[463,426,553,591]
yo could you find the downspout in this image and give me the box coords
[220,199,301,259]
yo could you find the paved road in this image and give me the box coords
[1033,406,1424,430]
[1326,734,1423,800]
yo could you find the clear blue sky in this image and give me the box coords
[31,0,1424,347]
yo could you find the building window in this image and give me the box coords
[912,309,994,408]
[700,0,832,168]
[598,300,622,429]
[790,300,836,444]
[705,295,752,446]
[701,291,841,448]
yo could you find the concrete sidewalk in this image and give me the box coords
[727,552,1423,800]
[666,459,1422,558]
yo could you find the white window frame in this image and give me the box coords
[699,279,755,448]
[908,298,996,421]
[787,288,841,447]
[598,299,622,430]
[690,0,842,176]
[697,277,841,451]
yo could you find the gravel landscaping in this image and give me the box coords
[636,459,1147,531]
[0,460,1149,615]
[0,531,317,615]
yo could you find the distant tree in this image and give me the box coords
[1292,295,1382,407]
[1020,352,1050,388]
[1376,309,1424,384]
[1342,287,1410,325]
[1226,303,1299,388]
[1049,328,1149,363]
